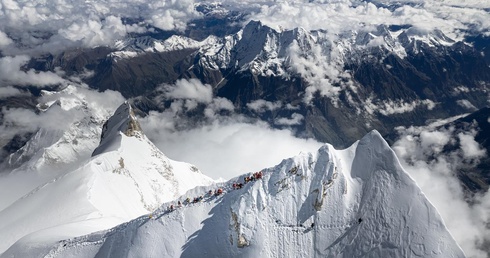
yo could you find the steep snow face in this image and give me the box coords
[23,131,465,258]
[0,102,215,255]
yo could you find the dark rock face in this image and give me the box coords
[447,108,490,195]
[24,22,490,150]
[0,95,38,170]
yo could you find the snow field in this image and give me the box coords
[21,131,465,258]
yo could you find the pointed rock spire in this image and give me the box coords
[92,101,142,157]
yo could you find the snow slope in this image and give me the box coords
[12,131,465,257]
[0,102,214,255]
[0,86,120,211]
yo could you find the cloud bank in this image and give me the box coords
[0,0,200,55]
[393,121,490,258]
[0,0,486,56]
[139,79,322,179]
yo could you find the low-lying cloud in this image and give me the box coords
[0,0,200,55]
[140,114,322,180]
[142,79,322,179]
[0,55,66,87]
[393,121,490,258]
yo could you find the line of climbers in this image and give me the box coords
[165,171,264,212]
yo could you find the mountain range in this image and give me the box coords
[0,1,489,257]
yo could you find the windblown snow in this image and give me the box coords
[2,130,465,257]
[0,101,214,255]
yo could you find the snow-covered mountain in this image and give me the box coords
[0,101,214,255]
[3,131,465,257]
[110,35,221,60]
[29,17,489,148]
[110,20,456,78]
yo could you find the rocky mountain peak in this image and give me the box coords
[92,101,143,156]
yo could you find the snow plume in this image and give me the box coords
[393,122,489,258]
[0,55,66,87]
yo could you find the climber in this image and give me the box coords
[232,183,237,189]
[358,218,363,224]
[170,204,174,211]
[178,201,182,207]
[215,188,223,196]
[208,190,213,196]
[185,197,191,203]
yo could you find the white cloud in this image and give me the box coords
[287,40,344,103]
[162,79,213,104]
[0,86,23,98]
[0,55,66,87]
[148,0,201,32]
[0,30,13,48]
[0,0,200,55]
[246,0,490,41]
[458,131,486,160]
[247,99,282,113]
[0,85,125,146]
[365,97,437,116]
[139,114,323,180]
[393,122,489,257]
[275,113,304,126]
[0,0,486,56]
[57,15,128,48]
[156,78,235,119]
[0,105,81,139]
[457,99,477,110]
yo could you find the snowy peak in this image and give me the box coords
[0,100,215,255]
[198,20,319,76]
[92,101,142,156]
[30,130,465,257]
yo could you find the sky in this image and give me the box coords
[0,0,489,257]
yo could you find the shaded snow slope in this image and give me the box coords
[0,102,214,255]
[0,86,121,211]
[18,131,465,258]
